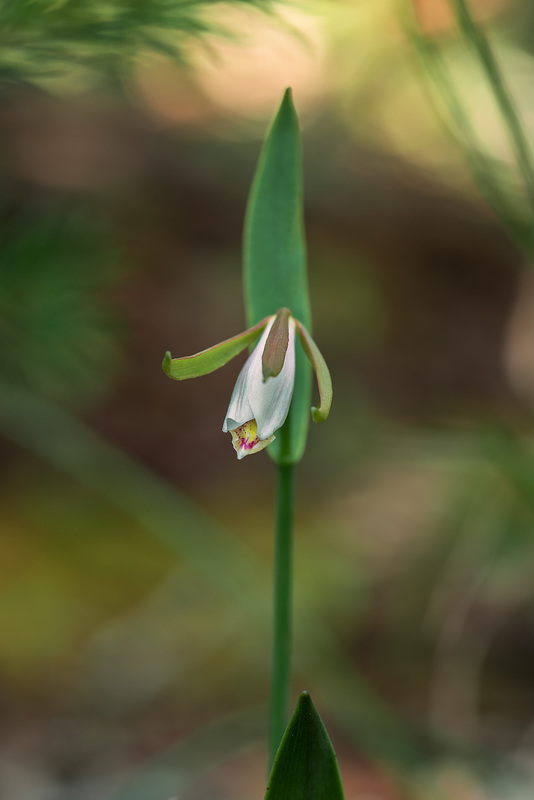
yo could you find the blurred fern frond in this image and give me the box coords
[0,209,120,403]
[0,0,273,87]
[407,26,533,251]
[402,0,534,259]
[448,0,534,216]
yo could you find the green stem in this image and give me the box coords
[268,452,295,770]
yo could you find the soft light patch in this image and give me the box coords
[230,419,275,460]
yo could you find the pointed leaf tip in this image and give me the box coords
[282,87,293,103]
[278,87,298,126]
[266,691,345,800]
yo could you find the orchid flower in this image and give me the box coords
[163,308,332,459]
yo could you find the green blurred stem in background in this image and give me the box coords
[403,0,534,256]
[449,0,534,214]
[269,452,295,769]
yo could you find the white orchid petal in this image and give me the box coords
[222,367,254,432]
[251,320,295,440]
[222,315,296,457]
[222,318,275,433]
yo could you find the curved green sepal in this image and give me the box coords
[244,88,312,464]
[294,320,332,423]
[162,318,269,381]
[265,691,345,800]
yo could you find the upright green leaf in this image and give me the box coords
[244,88,312,464]
[265,691,345,800]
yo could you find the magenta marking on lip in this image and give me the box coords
[237,434,258,451]
[235,423,258,449]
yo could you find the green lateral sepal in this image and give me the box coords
[294,320,333,423]
[266,691,345,800]
[162,317,270,381]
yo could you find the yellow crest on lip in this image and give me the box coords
[230,419,275,460]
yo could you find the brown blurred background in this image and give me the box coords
[2,1,534,798]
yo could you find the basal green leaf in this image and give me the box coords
[243,88,312,464]
[265,691,345,800]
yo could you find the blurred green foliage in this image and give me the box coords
[0,0,271,88]
[0,209,119,402]
[404,0,534,256]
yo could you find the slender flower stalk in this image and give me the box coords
[269,446,294,768]
[163,307,331,767]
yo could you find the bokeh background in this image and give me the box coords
[2,0,534,798]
